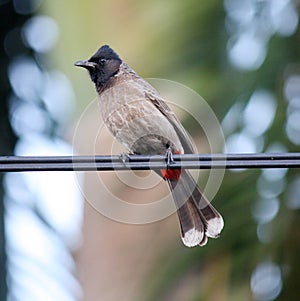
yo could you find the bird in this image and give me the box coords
[75,45,224,247]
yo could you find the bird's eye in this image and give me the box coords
[99,58,107,64]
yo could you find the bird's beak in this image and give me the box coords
[74,60,97,69]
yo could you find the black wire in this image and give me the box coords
[0,153,300,172]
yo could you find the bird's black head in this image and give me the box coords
[75,45,122,88]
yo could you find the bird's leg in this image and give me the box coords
[119,152,131,165]
[165,146,174,169]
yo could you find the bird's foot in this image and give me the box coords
[165,147,174,168]
[119,152,131,165]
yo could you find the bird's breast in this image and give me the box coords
[98,80,183,154]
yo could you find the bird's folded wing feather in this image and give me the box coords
[145,89,197,154]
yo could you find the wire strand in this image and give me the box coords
[0,153,300,172]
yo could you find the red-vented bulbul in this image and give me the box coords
[75,45,224,247]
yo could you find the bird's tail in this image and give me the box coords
[166,169,224,247]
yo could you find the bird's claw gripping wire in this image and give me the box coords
[119,152,131,166]
[165,147,174,169]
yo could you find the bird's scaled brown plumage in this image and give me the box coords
[75,45,224,247]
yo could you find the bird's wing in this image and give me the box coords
[145,88,197,154]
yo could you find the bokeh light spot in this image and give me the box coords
[228,33,266,70]
[270,0,299,36]
[13,0,43,15]
[23,16,59,53]
[251,261,282,301]
[225,131,261,153]
[252,197,279,224]
[243,90,277,137]
[286,176,300,209]
[8,57,43,102]
[286,111,300,145]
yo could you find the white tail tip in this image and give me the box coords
[182,228,204,247]
[206,215,224,238]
